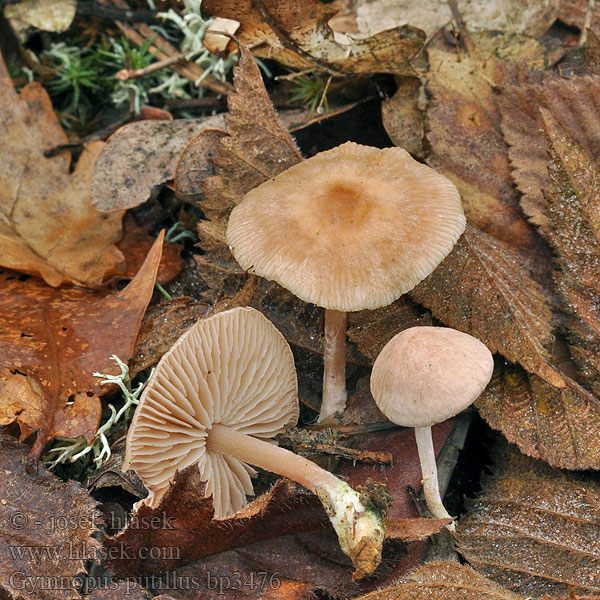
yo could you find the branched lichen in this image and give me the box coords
[44,356,151,470]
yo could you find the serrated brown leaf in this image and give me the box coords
[190,42,303,285]
[105,471,329,577]
[499,73,600,234]
[91,115,225,213]
[424,33,550,271]
[355,561,526,599]
[537,108,600,395]
[0,433,102,600]
[203,0,424,76]
[456,441,600,596]
[0,234,163,458]
[0,53,124,287]
[347,298,432,363]
[410,226,563,388]
[478,363,600,469]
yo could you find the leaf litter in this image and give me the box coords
[0,55,124,288]
[2,1,600,598]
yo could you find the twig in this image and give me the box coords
[579,0,597,46]
[117,50,196,81]
[315,75,332,114]
[109,0,233,95]
[295,442,392,464]
[447,0,475,54]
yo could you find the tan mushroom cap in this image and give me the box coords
[124,307,298,518]
[226,142,466,312]
[370,326,494,428]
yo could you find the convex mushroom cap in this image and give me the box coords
[124,306,298,518]
[371,326,494,427]
[226,142,466,312]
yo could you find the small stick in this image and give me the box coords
[117,50,195,81]
[579,0,597,46]
[294,442,392,465]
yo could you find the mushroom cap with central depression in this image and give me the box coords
[124,307,298,518]
[226,142,466,312]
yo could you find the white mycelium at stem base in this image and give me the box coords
[207,423,384,575]
[125,307,384,577]
[370,326,494,530]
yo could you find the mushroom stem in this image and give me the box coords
[208,423,385,577]
[414,425,455,531]
[320,309,348,422]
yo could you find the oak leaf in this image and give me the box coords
[456,441,600,596]
[0,234,163,460]
[0,54,124,287]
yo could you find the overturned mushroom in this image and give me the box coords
[125,306,385,577]
[227,142,465,422]
[370,326,494,529]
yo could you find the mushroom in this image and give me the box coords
[124,306,385,577]
[369,326,493,529]
[226,142,466,422]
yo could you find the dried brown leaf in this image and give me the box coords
[174,129,227,207]
[424,33,550,271]
[0,54,124,287]
[88,581,152,600]
[410,226,563,388]
[203,0,424,76]
[558,0,600,30]
[191,42,303,284]
[0,433,102,600]
[456,441,600,596]
[0,234,163,456]
[118,216,183,285]
[105,473,329,577]
[384,518,449,541]
[206,42,303,204]
[356,561,526,599]
[145,532,358,599]
[478,363,600,469]
[354,0,558,39]
[381,77,424,158]
[499,73,600,234]
[130,296,210,377]
[5,0,76,33]
[347,297,432,363]
[538,108,600,392]
[91,115,225,212]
